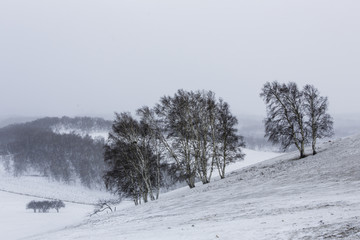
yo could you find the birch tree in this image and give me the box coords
[154,90,197,188]
[216,99,245,178]
[103,113,164,204]
[303,84,334,155]
[139,90,245,186]
[260,81,333,158]
[260,81,307,158]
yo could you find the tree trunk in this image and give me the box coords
[312,136,317,155]
[312,144,317,155]
[300,142,306,159]
[187,174,196,188]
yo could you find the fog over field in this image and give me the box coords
[1,0,360,119]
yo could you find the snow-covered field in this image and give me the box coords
[1,148,279,240]
[0,166,113,205]
[4,135,360,240]
[0,191,93,240]
[0,165,116,240]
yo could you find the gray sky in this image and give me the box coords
[1,0,359,119]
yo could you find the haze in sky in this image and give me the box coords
[1,0,359,119]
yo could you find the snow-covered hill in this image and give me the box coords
[19,134,360,240]
[51,125,109,140]
[0,163,116,240]
[49,117,111,140]
[1,148,279,240]
[0,191,93,240]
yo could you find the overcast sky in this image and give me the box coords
[0,0,359,119]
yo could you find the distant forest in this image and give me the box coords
[0,117,112,187]
[0,115,275,189]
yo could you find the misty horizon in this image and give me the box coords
[1,1,360,119]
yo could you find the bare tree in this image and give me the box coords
[51,200,65,213]
[153,90,197,188]
[260,81,307,158]
[90,199,121,216]
[303,85,334,155]
[137,106,188,191]
[216,99,245,178]
[26,201,37,213]
[261,81,334,158]
[104,113,164,204]
[189,90,218,184]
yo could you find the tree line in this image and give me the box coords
[11,116,112,132]
[103,89,245,205]
[0,117,107,187]
[105,84,333,205]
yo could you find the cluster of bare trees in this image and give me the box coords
[260,81,333,158]
[26,200,65,213]
[104,90,245,205]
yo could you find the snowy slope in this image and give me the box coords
[0,165,114,205]
[22,135,360,240]
[1,148,279,240]
[0,165,117,240]
[0,191,93,240]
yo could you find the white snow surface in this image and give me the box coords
[51,125,109,140]
[0,166,114,205]
[4,135,360,240]
[0,166,116,240]
[0,191,93,240]
[1,148,278,240]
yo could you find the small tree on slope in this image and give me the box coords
[216,99,245,178]
[260,81,307,158]
[303,84,334,155]
[103,112,164,205]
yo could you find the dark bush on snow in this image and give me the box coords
[26,200,65,213]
